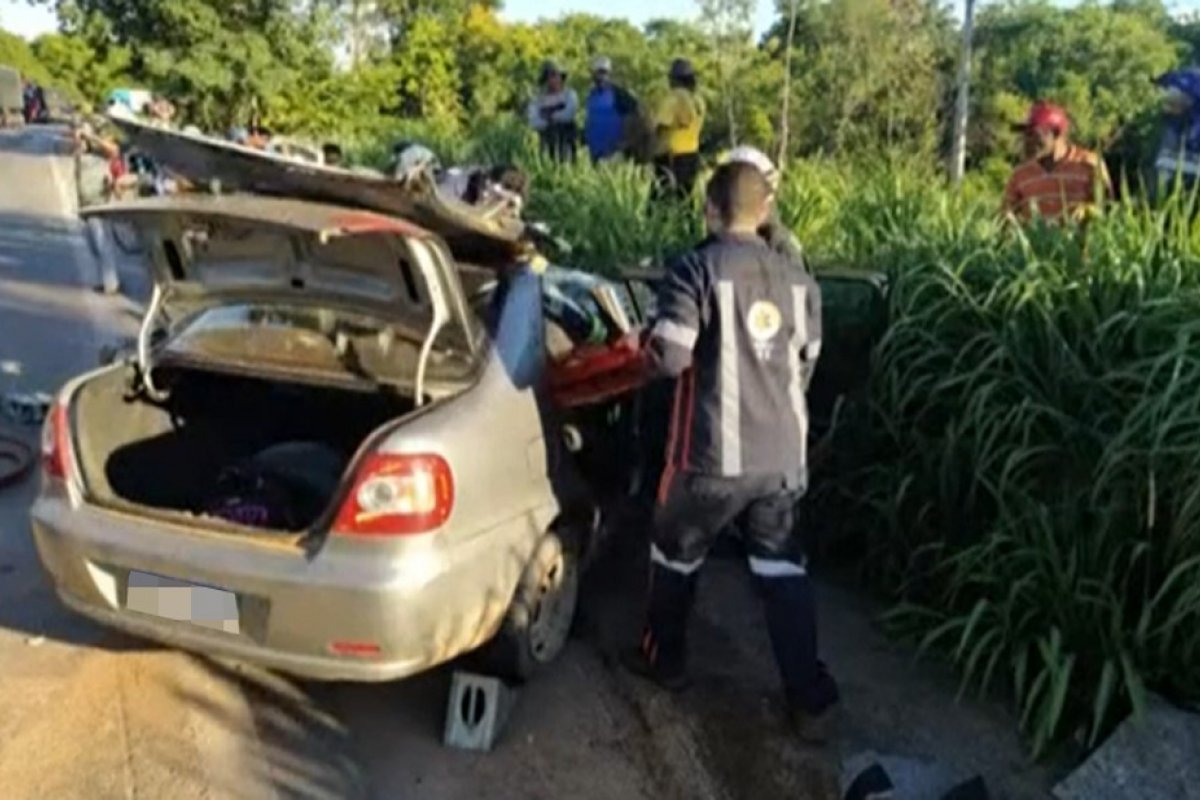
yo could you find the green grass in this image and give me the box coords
[362,121,1200,757]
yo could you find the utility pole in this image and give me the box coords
[949,0,976,185]
[777,0,800,169]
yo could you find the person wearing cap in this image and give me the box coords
[527,60,579,162]
[712,146,806,268]
[652,58,705,197]
[1002,100,1112,223]
[584,56,640,163]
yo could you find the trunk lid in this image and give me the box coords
[82,194,479,399]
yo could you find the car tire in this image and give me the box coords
[482,526,581,682]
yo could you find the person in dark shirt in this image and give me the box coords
[621,161,839,743]
[710,145,806,269]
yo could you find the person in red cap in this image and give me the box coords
[1002,101,1112,223]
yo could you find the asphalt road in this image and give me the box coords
[0,125,1054,800]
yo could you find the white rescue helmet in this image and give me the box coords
[720,145,780,192]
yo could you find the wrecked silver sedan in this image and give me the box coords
[30,192,641,683]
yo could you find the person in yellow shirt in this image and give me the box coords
[653,58,704,198]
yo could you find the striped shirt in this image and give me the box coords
[1002,146,1112,222]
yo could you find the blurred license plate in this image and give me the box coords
[126,571,240,634]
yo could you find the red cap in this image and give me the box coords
[1020,101,1069,134]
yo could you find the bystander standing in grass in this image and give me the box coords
[1002,101,1112,224]
[651,58,704,198]
[583,56,640,163]
[528,61,579,162]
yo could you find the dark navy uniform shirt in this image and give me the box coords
[646,231,821,488]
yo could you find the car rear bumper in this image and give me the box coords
[53,586,421,681]
[30,494,552,682]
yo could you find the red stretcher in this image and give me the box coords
[547,336,650,408]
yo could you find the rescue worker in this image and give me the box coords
[621,161,839,742]
[528,60,579,162]
[712,146,806,268]
[1002,101,1112,223]
[583,56,640,163]
[652,58,704,198]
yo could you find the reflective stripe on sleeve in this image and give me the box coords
[653,319,699,350]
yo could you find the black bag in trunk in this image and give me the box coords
[204,441,345,530]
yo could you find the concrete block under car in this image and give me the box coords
[443,671,520,752]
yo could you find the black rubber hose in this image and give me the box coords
[0,433,34,489]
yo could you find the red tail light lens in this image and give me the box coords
[333,453,454,537]
[41,402,70,480]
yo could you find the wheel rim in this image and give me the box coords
[526,541,579,662]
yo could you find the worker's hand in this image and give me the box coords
[612,329,643,353]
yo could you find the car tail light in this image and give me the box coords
[41,402,70,480]
[333,453,453,537]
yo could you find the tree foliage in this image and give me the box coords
[1,0,1194,170]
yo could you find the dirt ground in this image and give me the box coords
[576,526,1060,800]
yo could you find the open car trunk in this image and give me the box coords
[72,365,414,532]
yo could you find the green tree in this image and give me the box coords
[391,12,462,122]
[0,28,52,85]
[31,31,130,104]
[767,0,953,157]
[38,0,336,128]
[697,0,756,145]
[971,0,1181,168]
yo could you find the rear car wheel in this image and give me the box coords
[483,527,581,682]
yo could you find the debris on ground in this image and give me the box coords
[840,750,982,799]
[1053,693,1200,800]
[2,392,52,425]
[0,430,34,487]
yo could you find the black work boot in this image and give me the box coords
[622,561,697,692]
